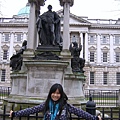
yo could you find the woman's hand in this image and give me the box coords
[9,110,13,117]
[98,115,102,120]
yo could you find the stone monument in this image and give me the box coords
[10,40,27,71]
[3,0,86,112]
[36,4,63,47]
[69,41,85,73]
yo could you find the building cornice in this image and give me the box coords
[86,63,120,68]
[68,23,120,29]
[69,23,91,26]
[1,23,120,29]
[0,23,28,27]
[91,24,120,29]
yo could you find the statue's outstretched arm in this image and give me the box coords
[78,44,82,51]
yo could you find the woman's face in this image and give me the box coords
[51,89,61,101]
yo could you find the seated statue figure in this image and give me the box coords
[69,41,85,73]
[36,5,63,47]
[10,40,27,71]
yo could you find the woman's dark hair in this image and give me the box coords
[44,83,68,114]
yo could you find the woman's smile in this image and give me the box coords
[51,89,61,101]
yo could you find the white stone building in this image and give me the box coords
[0,3,120,90]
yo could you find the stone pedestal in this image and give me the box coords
[3,59,69,111]
[64,73,86,105]
[3,51,86,111]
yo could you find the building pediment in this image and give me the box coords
[114,47,120,52]
[14,44,21,51]
[1,44,9,50]
[101,46,109,52]
[70,13,91,24]
[57,10,91,25]
[88,46,96,51]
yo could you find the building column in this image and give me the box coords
[97,34,101,63]
[59,0,74,74]
[27,2,37,51]
[110,34,114,63]
[62,2,70,50]
[26,0,46,51]
[80,32,83,58]
[59,0,73,52]
[85,32,88,62]
[9,33,14,59]
[0,33,2,61]
[23,32,27,41]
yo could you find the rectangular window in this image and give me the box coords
[3,50,8,60]
[1,69,6,82]
[103,52,107,62]
[17,34,22,41]
[116,52,120,62]
[103,72,108,85]
[90,52,94,62]
[115,36,120,44]
[71,35,77,42]
[102,36,107,44]
[5,33,9,41]
[90,35,94,43]
[90,72,94,84]
[116,72,120,85]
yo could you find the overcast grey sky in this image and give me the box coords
[1,0,120,19]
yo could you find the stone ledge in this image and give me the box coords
[64,73,86,80]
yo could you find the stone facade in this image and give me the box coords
[0,10,120,90]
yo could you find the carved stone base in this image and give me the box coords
[37,45,62,52]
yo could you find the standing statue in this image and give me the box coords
[69,41,85,73]
[10,40,27,71]
[36,5,63,47]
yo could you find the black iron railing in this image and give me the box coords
[84,89,119,107]
[0,86,11,102]
[0,87,119,107]
[0,105,85,120]
[0,105,120,120]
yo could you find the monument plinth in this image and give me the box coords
[3,59,69,111]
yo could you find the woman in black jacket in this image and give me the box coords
[10,83,102,120]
